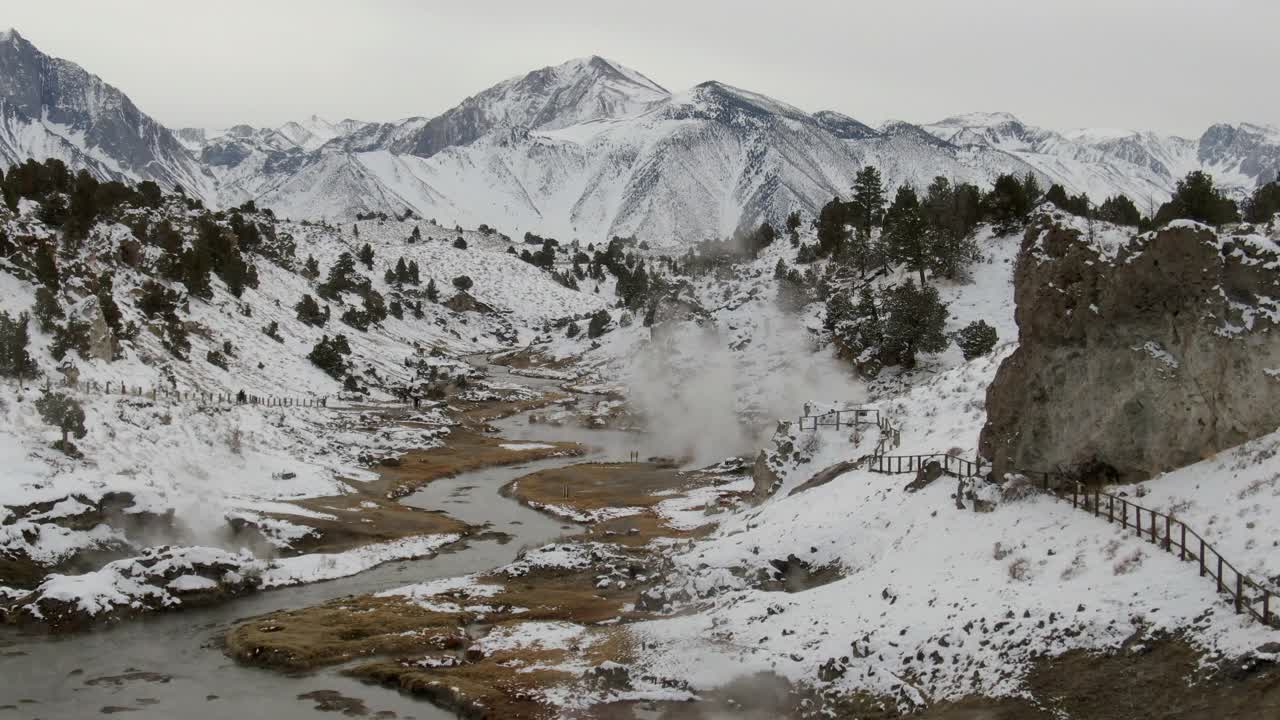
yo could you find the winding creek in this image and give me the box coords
[0,359,656,718]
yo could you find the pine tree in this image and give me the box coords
[565,321,581,339]
[453,237,467,250]
[32,286,64,332]
[394,257,409,284]
[425,278,439,302]
[850,166,886,232]
[881,280,949,369]
[882,185,931,286]
[452,275,473,292]
[409,225,421,243]
[0,311,38,380]
[1097,194,1142,226]
[956,320,998,360]
[308,335,351,379]
[1244,181,1280,224]
[318,252,360,299]
[34,243,59,290]
[303,254,320,279]
[587,310,612,339]
[358,243,374,269]
[1155,171,1240,226]
[983,174,1032,232]
[35,391,87,454]
[295,294,328,327]
[51,318,91,361]
[408,260,420,285]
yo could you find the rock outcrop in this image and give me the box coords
[980,212,1280,483]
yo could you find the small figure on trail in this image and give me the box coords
[412,392,421,410]
[236,389,247,404]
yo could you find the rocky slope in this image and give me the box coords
[0,30,212,197]
[980,210,1280,482]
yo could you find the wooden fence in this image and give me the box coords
[1066,483,1277,629]
[798,406,1277,630]
[867,452,985,479]
[797,408,882,432]
[62,379,329,408]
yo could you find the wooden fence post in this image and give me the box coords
[1235,574,1244,614]
[1199,539,1206,577]
[1217,556,1224,593]
[1265,591,1272,626]
[1164,515,1172,551]
[1180,524,1187,561]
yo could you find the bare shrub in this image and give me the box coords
[227,428,243,455]
[1008,557,1031,581]
[1112,548,1144,575]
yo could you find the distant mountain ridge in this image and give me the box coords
[0,28,1276,245]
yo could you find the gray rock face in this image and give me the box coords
[980,213,1280,482]
[1198,123,1280,188]
[0,30,209,193]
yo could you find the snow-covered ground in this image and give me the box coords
[619,346,1280,709]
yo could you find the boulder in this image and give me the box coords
[980,213,1280,483]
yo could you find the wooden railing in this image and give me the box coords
[799,405,1277,630]
[797,408,882,432]
[866,452,985,479]
[1065,482,1277,629]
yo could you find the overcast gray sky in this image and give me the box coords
[7,0,1277,136]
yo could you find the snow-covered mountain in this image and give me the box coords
[922,112,1280,207]
[1,28,1277,244]
[0,29,212,196]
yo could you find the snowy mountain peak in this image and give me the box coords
[932,111,1024,128]
[813,110,880,140]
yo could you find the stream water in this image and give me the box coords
[0,361,651,719]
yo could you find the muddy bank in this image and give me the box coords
[224,459,745,717]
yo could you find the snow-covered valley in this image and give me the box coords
[0,19,1279,720]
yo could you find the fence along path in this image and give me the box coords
[59,378,330,408]
[797,407,1278,629]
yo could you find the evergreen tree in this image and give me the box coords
[0,311,38,380]
[358,242,375,269]
[453,237,467,250]
[452,275,473,292]
[35,391,87,454]
[394,257,409,284]
[389,300,403,320]
[824,287,883,374]
[408,260,420,285]
[425,278,440,302]
[881,280,949,369]
[32,286,64,332]
[318,252,361,299]
[262,320,284,343]
[982,174,1032,232]
[294,294,328,327]
[1022,173,1044,207]
[882,185,931,286]
[1045,183,1070,210]
[956,320,998,360]
[921,177,980,280]
[138,280,178,319]
[587,310,612,339]
[565,321,581,339]
[34,243,59,290]
[1155,170,1240,226]
[303,254,320,279]
[50,318,91,361]
[307,335,352,379]
[1244,180,1280,224]
[850,166,886,233]
[409,225,421,242]
[1097,194,1142,226]
[161,315,190,359]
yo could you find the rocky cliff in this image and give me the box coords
[980,211,1280,482]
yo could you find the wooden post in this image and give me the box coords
[1072,484,1078,508]
[1235,573,1243,614]
[1164,515,1172,551]
[1265,591,1272,626]
[1217,556,1224,593]
[1108,495,1114,523]
[1150,511,1157,544]
[1199,539,1206,577]
[1180,524,1187,561]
